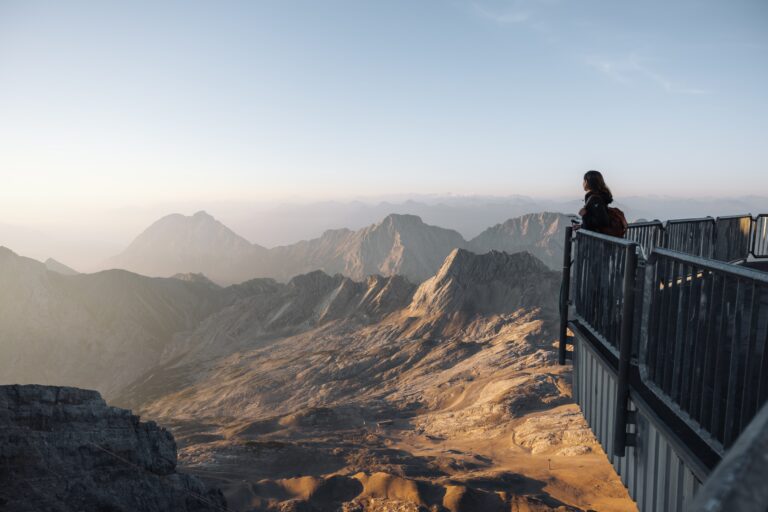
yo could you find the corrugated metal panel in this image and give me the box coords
[573,334,703,512]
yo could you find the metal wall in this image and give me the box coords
[573,333,702,512]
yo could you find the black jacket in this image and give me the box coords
[581,191,612,230]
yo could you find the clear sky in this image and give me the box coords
[1,0,766,221]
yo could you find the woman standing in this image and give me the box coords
[578,170,613,232]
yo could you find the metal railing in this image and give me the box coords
[714,215,753,263]
[664,217,716,259]
[640,249,768,453]
[567,229,641,457]
[571,229,638,352]
[753,214,768,258]
[627,220,664,258]
[626,214,768,264]
[561,214,768,459]
[561,213,768,507]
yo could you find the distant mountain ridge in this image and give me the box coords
[107,211,572,285]
[267,213,467,282]
[0,246,242,398]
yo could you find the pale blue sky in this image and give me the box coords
[0,0,766,218]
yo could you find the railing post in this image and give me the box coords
[750,215,757,258]
[614,242,638,457]
[558,226,574,365]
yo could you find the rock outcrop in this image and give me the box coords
[0,384,226,512]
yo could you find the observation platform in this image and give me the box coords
[559,214,768,511]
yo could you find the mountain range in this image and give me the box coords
[106,211,573,285]
[107,248,631,511]
[0,246,251,397]
[0,239,636,510]
[5,195,766,272]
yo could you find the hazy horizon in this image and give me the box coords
[1,0,767,227]
[1,0,766,268]
[2,192,767,273]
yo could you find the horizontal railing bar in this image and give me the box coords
[651,248,768,283]
[628,220,664,228]
[666,217,716,224]
[576,228,639,247]
[716,214,753,221]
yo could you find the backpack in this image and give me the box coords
[599,207,628,238]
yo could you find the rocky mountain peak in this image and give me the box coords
[287,269,342,294]
[44,257,80,275]
[192,210,214,220]
[0,246,49,283]
[468,212,572,270]
[171,272,217,286]
[408,248,560,319]
[0,245,21,260]
[106,211,267,285]
[438,248,551,282]
[379,213,425,229]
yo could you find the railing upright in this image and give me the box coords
[613,242,639,457]
[559,226,574,365]
[752,214,768,258]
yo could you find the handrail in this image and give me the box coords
[752,214,768,258]
[565,229,642,457]
[663,217,716,259]
[651,247,768,282]
[574,227,639,247]
[640,248,768,453]
[627,220,663,258]
[716,214,754,220]
[714,215,752,263]
[626,213,768,263]
[564,213,768,460]
[687,400,768,511]
[571,229,638,354]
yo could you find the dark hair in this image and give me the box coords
[584,170,613,202]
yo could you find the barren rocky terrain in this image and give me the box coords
[116,249,635,511]
[1,233,637,511]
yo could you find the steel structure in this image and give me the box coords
[560,213,768,512]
